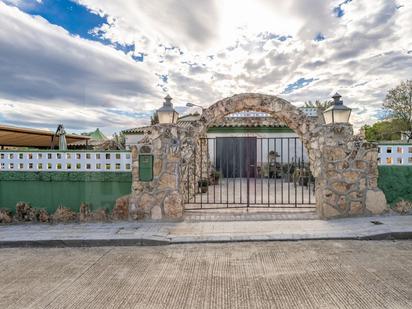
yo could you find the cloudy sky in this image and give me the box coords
[0,0,411,135]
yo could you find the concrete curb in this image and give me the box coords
[1,232,411,248]
[358,232,412,240]
[0,238,170,248]
[169,232,412,244]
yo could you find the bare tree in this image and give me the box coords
[384,80,412,141]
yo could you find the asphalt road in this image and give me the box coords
[0,241,411,309]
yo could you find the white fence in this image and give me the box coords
[0,151,132,172]
[1,144,411,172]
[378,144,412,166]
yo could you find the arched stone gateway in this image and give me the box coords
[193,93,317,169]
[129,93,388,220]
[199,94,313,139]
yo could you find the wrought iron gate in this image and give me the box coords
[184,137,316,209]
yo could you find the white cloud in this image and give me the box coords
[0,0,411,134]
[0,2,160,133]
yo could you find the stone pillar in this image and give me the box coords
[313,124,388,219]
[129,125,184,220]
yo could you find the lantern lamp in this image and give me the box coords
[323,92,352,124]
[157,94,179,124]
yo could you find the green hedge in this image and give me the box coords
[378,166,412,206]
[0,172,132,213]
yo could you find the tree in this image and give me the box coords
[383,80,412,141]
[112,132,126,150]
[304,100,333,111]
[361,119,405,142]
[150,112,159,125]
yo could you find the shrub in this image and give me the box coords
[378,166,412,206]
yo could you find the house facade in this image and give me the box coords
[378,142,412,165]
[0,93,393,220]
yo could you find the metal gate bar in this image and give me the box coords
[184,137,316,210]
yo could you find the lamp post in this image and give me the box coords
[323,92,352,124]
[157,94,179,124]
[186,102,203,109]
[186,102,206,115]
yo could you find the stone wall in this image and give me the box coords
[129,125,189,220]
[129,93,388,220]
[312,124,387,219]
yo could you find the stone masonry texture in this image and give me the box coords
[130,93,388,219]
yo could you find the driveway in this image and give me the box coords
[0,241,411,308]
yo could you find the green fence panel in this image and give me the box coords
[0,172,132,213]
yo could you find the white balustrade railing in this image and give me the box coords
[0,151,132,172]
[1,144,411,172]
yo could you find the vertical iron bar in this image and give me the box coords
[231,137,237,204]
[288,138,290,204]
[233,138,236,204]
[194,146,196,204]
[232,138,235,205]
[295,159,302,205]
[187,154,190,203]
[207,138,209,204]
[281,138,283,204]
[247,138,250,209]
[261,138,263,204]
[239,138,242,205]
[301,141,304,205]
[298,157,301,205]
[308,143,312,205]
[274,138,277,205]
[226,138,229,207]
[295,138,297,207]
[267,138,270,207]
[219,139,223,204]
[254,138,257,205]
[214,138,216,204]
[200,138,203,209]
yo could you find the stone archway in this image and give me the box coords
[129,93,388,220]
[191,93,318,173]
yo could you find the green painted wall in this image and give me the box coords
[378,166,412,206]
[0,172,132,213]
[1,167,410,212]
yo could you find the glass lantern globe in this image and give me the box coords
[323,93,352,124]
[157,95,179,124]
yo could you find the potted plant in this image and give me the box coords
[210,170,221,185]
[259,163,269,178]
[198,179,209,193]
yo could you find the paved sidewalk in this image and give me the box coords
[0,215,411,247]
